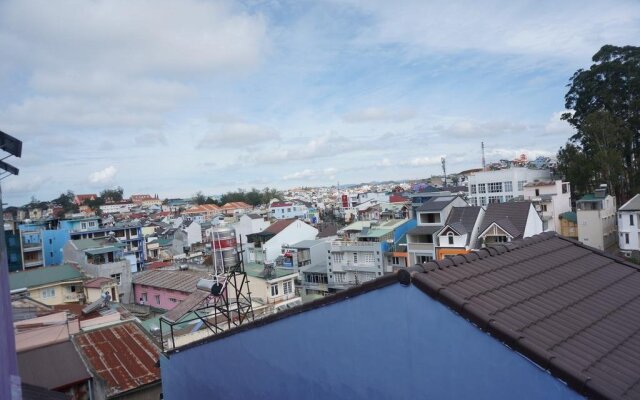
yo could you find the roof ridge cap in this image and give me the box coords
[556,235,640,272]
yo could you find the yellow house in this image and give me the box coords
[9,264,85,306]
[84,277,120,303]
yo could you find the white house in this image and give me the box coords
[269,202,308,220]
[523,180,572,232]
[476,201,543,246]
[434,206,484,260]
[252,219,319,263]
[233,214,270,244]
[468,167,551,207]
[182,220,202,246]
[577,186,617,251]
[618,194,640,257]
[99,202,135,214]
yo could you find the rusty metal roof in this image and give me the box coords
[73,322,160,397]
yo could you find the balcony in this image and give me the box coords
[23,244,42,252]
[63,293,85,303]
[330,241,378,252]
[24,260,44,268]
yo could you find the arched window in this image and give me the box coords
[447,232,454,245]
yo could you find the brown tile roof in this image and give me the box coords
[400,232,640,400]
[183,204,220,214]
[478,201,533,239]
[132,269,207,293]
[259,218,298,236]
[73,322,160,397]
[18,341,91,391]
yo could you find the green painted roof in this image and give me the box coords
[9,264,83,290]
[85,246,121,256]
[244,262,296,280]
[560,211,578,223]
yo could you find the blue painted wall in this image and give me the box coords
[161,284,582,400]
[42,229,70,266]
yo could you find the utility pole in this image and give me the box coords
[0,130,23,400]
[481,142,486,171]
[441,157,447,188]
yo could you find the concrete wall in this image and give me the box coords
[42,229,70,266]
[161,283,581,400]
[618,210,640,252]
[523,204,544,238]
[264,221,318,262]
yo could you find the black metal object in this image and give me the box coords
[158,239,254,352]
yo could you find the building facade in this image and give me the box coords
[523,180,571,232]
[618,194,640,258]
[468,167,551,206]
[576,187,617,251]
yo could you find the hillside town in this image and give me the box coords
[3,149,640,399]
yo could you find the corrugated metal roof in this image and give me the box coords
[18,341,91,390]
[9,265,83,291]
[132,269,207,293]
[73,322,160,397]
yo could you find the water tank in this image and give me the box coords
[211,226,239,269]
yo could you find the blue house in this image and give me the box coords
[161,232,639,399]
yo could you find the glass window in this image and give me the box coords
[448,233,454,245]
[480,197,488,206]
[155,295,160,304]
[517,181,526,191]
[283,281,293,294]
[488,196,502,204]
[504,181,513,192]
[631,215,635,226]
[488,182,503,193]
[470,184,477,194]
[271,284,279,296]
[169,298,177,303]
[41,288,55,299]
[110,273,121,284]
[353,253,358,263]
[478,184,486,193]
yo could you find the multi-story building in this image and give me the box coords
[406,196,468,264]
[63,237,134,302]
[577,186,617,251]
[16,221,70,269]
[233,213,269,244]
[617,194,640,258]
[250,219,318,263]
[99,201,135,214]
[132,269,208,310]
[63,218,145,271]
[182,204,221,223]
[269,202,308,220]
[476,202,543,246]
[523,180,571,232]
[328,219,415,291]
[435,206,484,260]
[468,167,551,207]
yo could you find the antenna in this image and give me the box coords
[441,157,447,188]
[481,142,486,171]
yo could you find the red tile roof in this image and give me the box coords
[270,202,293,208]
[183,204,220,214]
[74,322,160,397]
[220,202,251,210]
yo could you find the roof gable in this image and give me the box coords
[619,194,640,211]
[478,202,532,239]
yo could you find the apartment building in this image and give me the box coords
[468,167,551,206]
[269,202,309,220]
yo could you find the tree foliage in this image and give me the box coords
[192,191,207,205]
[52,190,79,214]
[218,187,283,207]
[558,45,640,202]
[100,186,124,203]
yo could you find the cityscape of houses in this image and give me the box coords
[3,150,640,399]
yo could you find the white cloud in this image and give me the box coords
[343,107,416,123]
[404,156,443,167]
[283,167,337,181]
[346,0,640,61]
[198,123,278,148]
[89,166,117,184]
[438,119,531,139]
[544,111,575,138]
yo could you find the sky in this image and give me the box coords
[1,0,639,206]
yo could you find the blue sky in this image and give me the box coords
[1,0,639,205]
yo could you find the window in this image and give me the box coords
[49,238,53,244]
[504,181,513,192]
[392,256,401,265]
[89,221,96,227]
[470,184,477,194]
[66,285,76,293]
[448,233,454,245]
[478,184,486,193]
[488,182,503,193]
[41,288,55,299]
[334,272,346,283]
[488,196,501,204]
[155,295,160,304]
[541,204,548,212]
[480,197,487,206]
[169,298,177,303]
[363,252,375,263]
[417,255,433,263]
[505,195,513,202]
[420,213,441,224]
[353,253,358,263]
[287,208,291,212]
[517,181,526,191]
[631,215,635,226]
[271,284,279,296]
[625,233,629,244]
[535,189,540,196]
[470,198,478,206]
[110,273,121,285]
[283,281,293,294]
[50,252,54,258]
[562,183,568,194]
[333,253,343,263]
[141,293,148,302]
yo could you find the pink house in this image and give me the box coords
[132,269,208,310]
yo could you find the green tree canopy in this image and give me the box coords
[559,45,640,202]
[100,186,124,203]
